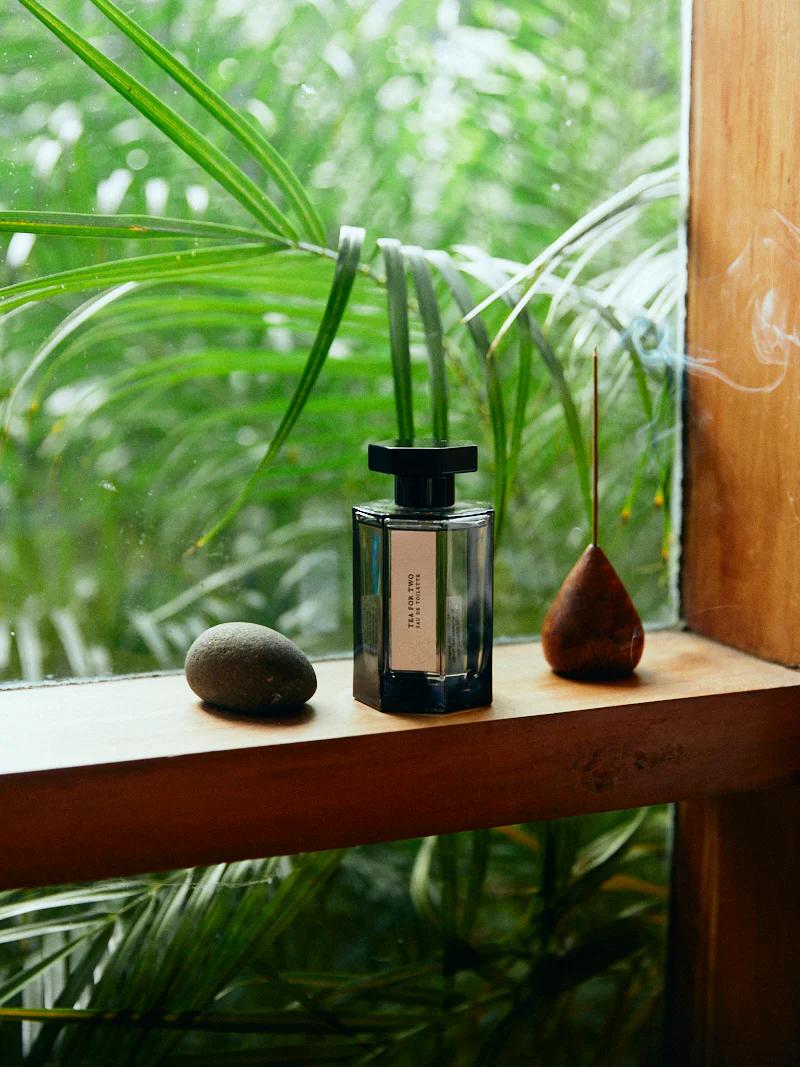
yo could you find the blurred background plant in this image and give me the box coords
[0,811,671,1066]
[0,0,681,1061]
[0,0,680,679]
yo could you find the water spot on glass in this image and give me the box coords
[322,42,355,81]
[377,75,417,111]
[236,426,259,447]
[217,56,239,80]
[126,148,149,171]
[296,83,317,111]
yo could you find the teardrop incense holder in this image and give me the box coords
[541,349,644,679]
[541,544,644,678]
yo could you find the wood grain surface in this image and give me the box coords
[681,0,800,665]
[0,631,797,889]
[668,785,800,1067]
[672,1,800,1062]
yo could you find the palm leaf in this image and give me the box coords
[25,927,116,1067]
[506,307,533,503]
[404,245,448,440]
[0,242,284,315]
[437,836,459,941]
[378,238,414,440]
[464,165,679,352]
[4,282,137,429]
[409,838,439,927]
[0,931,102,1007]
[571,810,647,881]
[0,212,270,241]
[0,918,105,945]
[456,251,539,517]
[427,251,509,537]
[86,0,325,244]
[0,1005,427,1033]
[0,886,140,923]
[461,830,490,939]
[195,225,365,547]
[17,0,298,239]
[527,320,591,523]
[67,855,344,1064]
[165,1043,363,1063]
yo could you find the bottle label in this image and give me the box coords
[390,529,437,673]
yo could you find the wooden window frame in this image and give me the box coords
[2,631,797,890]
[2,1,799,1062]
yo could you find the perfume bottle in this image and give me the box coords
[353,439,493,714]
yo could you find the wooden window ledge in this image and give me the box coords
[1,629,798,888]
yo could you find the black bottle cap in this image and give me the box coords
[368,439,478,507]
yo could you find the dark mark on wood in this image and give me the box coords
[573,749,629,793]
[634,744,685,771]
[573,743,686,793]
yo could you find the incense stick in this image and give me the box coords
[592,346,599,547]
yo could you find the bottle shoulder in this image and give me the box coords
[354,498,493,523]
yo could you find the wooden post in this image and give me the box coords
[682,0,800,658]
[668,787,800,1066]
[673,0,800,1062]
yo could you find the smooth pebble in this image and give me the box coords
[185,622,317,713]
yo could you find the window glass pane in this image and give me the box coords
[1,0,681,682]
[1,2,681,1060]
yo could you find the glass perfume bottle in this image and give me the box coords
[353,440,493,714]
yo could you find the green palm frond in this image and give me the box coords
[0,212,274,242]
[404,246,448,441]
[378,237,414,441]
[195,225,365,547]
[86,0,326,244]
[17,0,300,239]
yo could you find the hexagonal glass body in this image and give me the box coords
[353,500,493,714]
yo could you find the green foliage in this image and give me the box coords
[195,226,366,546]
[0,0,680,678]
[0,0,680,1060]
[378,238,415,442]
[84,0,326,244]
[0,812,669,1065]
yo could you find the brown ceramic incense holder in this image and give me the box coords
[541,349,644,679]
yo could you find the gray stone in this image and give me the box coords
[185,622,317,713]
